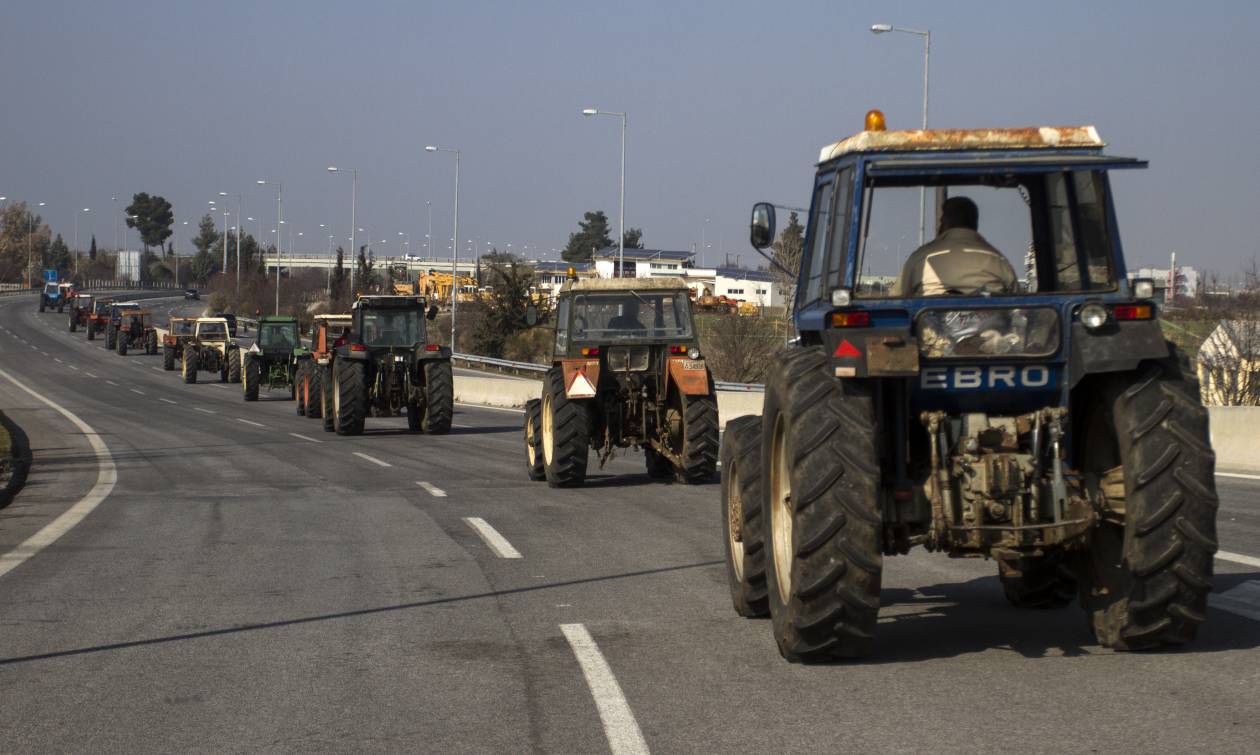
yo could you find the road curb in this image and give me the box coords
[0,410,32,510]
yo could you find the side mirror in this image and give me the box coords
[525,304,539,327]
[750,202,776,250]
[426,305,439,320]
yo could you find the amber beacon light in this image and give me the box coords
[864,109,886,131]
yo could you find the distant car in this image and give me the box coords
[184,288,200,300]
[214,312,238,338]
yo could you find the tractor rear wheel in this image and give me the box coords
[182,349,198,384]
[334,359,366,435]
[146,331,157,355]
[68,314,76,332]
[227,349,241,384]
[307,366,324,419]
[117,334,127,355]
[321,366,335,432]
[105,325,116,350]
[243,354,260,401]
[674,392,718,484]
[39,298,45,313]
[1078,348,1217,650]
[762,346,882,662]
[163,346,175,371]
[295,362,308,415]
[422,360,453,434]
[999,555,1076,609]
[524,398,546,481]
[722,414,770,618]
[87,324,95,340]
[542,366,589,487]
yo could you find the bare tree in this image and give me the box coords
[700,312,783,383]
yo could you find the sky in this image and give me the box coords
[2,0,1258,277]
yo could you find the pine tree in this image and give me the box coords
[89,235,98,260]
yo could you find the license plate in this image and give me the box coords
[681,359,704,370]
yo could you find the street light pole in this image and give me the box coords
[220,192,243,294]
[28,202,46,288]
[326,166,358,293]
[426,200,432,261]
[871,22,931,244]
[582,108,627,277]
[256,179,282,314]
[424,146,460,348]
[74,208,90,276]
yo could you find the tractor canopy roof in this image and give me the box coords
[560,277,690,296]
[259,315,298,324]
[818,124,1105,163]
[314,313,352,322]
[352,295,428,310]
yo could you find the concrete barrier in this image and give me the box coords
[1209,406,1260,474]
[453,374,765,428]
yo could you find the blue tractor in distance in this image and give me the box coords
[38,270,67,313]
[722,111,1218,662]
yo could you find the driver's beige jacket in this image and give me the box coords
[895,228,1018,297]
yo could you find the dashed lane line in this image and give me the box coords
[129,389,145,396]
[237,418,265,428]
[1218,471,1260,481]
[463,517,522,558]
[289,433,322,443]
[85,372,98,378]
[560,623,649,755]
[417,481,447,497]
[353,451,392,468]
[159,398,177,404]
[456,402,525,414]
[194,407,215,414]
[54,358,62,364]
[105,380,119,387]
[0,367,116,580]
[1218,551,1260,569]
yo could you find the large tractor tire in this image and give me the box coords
[182,349,198,384]
[243,354,260,401]
[541,366,589,487]
[321,366,335,432]
[422,360,453,434]
[523,398,546,481]
[146,331,157,355]
[333,359,367,436]
[163,346,175,371]
[1078,349,1217,650]
[117,334,128,356]
[722,414,770,618]
[306,366,324,420]
[87,324,95,340]
[227,348,242,384]
[68,314,76,333]
[105,324,116,350]
[999,555,1076,609]
[295,362,308,415]
[762,346,882,662]
[39,298,45,313]
[674,392,719,484]
[57,301,64,314]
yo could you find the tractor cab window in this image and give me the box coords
[258,323,299,350]
[198,322,227,340]
[571,292,693,341]
[361,309,424,347]
[854,169,1118,298]
[555,298,570,353]
[174,320,194,335]
[44,283,58,295]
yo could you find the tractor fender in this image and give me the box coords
[334,344,369,360]
[666,356,712,397]
[415,345,452,361]
[561,359,600,399]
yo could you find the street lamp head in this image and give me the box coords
[582,108,598,116]
[424,146,437,152]
[256,179,267,185]
[38,202,46,207]
[327,166,338,172]
[218,191,227,196]
[871,23,893,33]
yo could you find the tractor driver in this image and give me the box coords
[607,299,646,332]
[894,196,1019,297]
[128,315,144,336]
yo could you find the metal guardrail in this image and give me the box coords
[452,352,765,391]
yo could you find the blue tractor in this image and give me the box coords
[722,111,1217,662]
[38,270,65,313]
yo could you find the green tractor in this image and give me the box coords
[242,316,308,403]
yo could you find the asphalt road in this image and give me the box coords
[1,292,1258,753]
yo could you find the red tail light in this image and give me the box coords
[1113,304,1153,321]
[669,345,687,354]
[831,311,871,328]
[424,344,441,351]
[350,343,367,352]
[580,347,600,356]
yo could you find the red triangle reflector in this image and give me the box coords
[834,339,862,359]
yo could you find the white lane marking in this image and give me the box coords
[1218,472,1260,481]
[159,398,177,404]
[353,451,392,468]
[1209,580,1260,622]
[129,388,145,396]
[463,517,522,558]
[210,383,227,389]
[417,481,447,497]
[106,380,119,387]
[455,402,525,414]
[289,432,322,443]
[29,345,36,350]
[40,351,48,356]
[194,407,215,414]
[237,418,265,428]
[85,372,98,378]
[560,623,648,755]
[69,365,79,371]
[1218,551,1260,569]
[151,367,163,372]
[54,358,63,364]
[0,367,117,580]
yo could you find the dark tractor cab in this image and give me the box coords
[725,113,1217,661]
[326,295,451,435]
[522,276,718,487]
